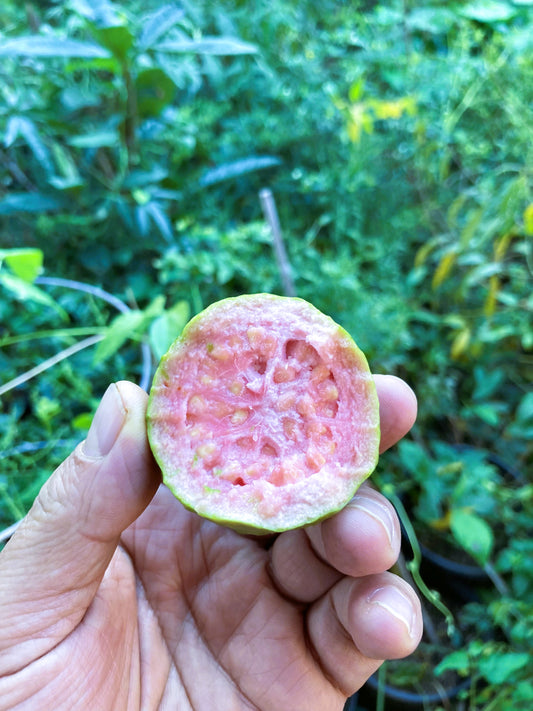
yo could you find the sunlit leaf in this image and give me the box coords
[94,297,165,364]
[348,77,364,102]
[139,5,185,50]
[72,412,94,430]
[70,0,121,28]
[67,131,119,148]
[149,301,190,360]
[93,311,145,363]
[0,248,43,282]
[156,37,258,55]
[0,37,110,58]
[199,156,281,187]
[460,1,517,22]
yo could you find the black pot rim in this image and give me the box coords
[365,672,471,705]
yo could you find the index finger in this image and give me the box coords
[374,374,417,453]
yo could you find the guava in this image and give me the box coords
[147,294,380,534]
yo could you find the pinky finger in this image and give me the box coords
[306,572,423,697]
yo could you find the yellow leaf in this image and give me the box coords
[494,232,512,261]
[429,509,452,531]
[370,96,416,120]
[484,275,500,317]
[414,238,439,268]
[523,204,533,236]
[459,208,483,249]
[347,120,361,143]
[372,99,404,120]
[451,328,471,360]
[432,251,456,290]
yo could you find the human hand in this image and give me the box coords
[0,376,422,711]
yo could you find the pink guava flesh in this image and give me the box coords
[147,294,380,533]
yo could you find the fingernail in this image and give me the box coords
[349,493,397,547]
[368,585,416,638]
[83,384,126,458]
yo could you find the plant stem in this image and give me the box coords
[34,276,153,391]
[0,327,104,348]
[123,64,139,169]
[259,188,297,297]
[483,561,510,597]
[376,663,386,711]
[0,519,21,544]
[0,335,104,397]
[396,552,441,645]
[35,276,131,314]
[386,488,457,637]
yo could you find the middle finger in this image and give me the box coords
[269,484,400,603]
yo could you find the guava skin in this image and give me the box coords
[147,294,380,534]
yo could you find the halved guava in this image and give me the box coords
[147,294,380,534]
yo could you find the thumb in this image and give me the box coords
[0,381,160,671]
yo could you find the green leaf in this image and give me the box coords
[70,0,121,28]
[135,68,176,117]
[93,310,145,364]
[348,77,364,102]
[460,1,517,22]
[4,117,53,180]
[91,25,134,60]
[515,392,533,424]
[407,8,457,34]
[149,301,190,361]
[199,156,281,187]
[94,297,166,364]
[397,439,431,480]
[145,202,174,243]
[0,272,67,318]
[435,649,470,677]
[0,248,43,282]
[138,5,185,51]
[450,509,494,566]
[156,37,258,55]
[478,652,530,684]
[4,117,54,176]
[0,193,62,215]
[72,412,95,430]
[51,143,82,184]
[67,131,119,148]
[0,37,111,58]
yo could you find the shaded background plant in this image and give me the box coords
[1,1,532,708]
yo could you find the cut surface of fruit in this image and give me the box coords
[147,294,380,534]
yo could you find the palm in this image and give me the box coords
[103,485,344,710]
[0,378,421,711]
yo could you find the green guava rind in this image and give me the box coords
[147,293,380,535]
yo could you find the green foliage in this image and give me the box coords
[1,0,532,706]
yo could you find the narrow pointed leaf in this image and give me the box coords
[0,37,111,58]
[155,36,258,55]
